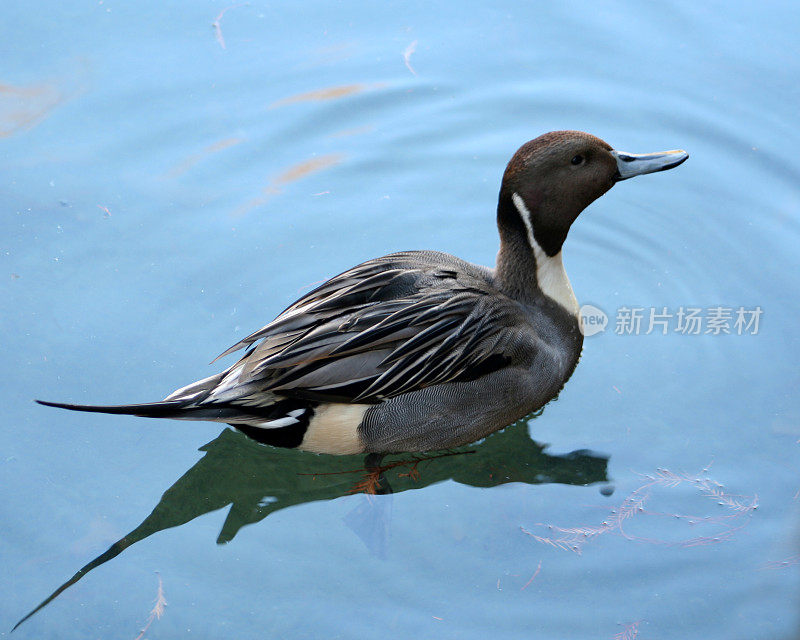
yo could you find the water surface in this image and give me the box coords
[3,2,799,638]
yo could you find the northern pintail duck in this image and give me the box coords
[39,131,687,454]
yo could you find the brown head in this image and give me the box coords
[498,130,689,257]
[494,130,688,310]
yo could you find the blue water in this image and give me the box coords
[3,2,799,638]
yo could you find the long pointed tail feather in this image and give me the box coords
[34,398,271,423]
[35,399,191,418]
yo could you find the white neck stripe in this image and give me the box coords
[511,192,579,317]
[511,192,537,251]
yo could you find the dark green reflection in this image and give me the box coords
[15,418,608,630]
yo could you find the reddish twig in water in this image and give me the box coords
[403,40,418,75]
[520,560,542,590]
[269,84,379,109]
[298,450,474,494]
[760,555,800,570]
[231,153,345,217]
[348,469,384,495]
[397,465,421,481]
[298,450,471,479]
[523,466,758,554]
[212,4,247,50]
[165,136,245,178]
[133,573,166,640]
[614,620,640,640]
[348,452,464,494]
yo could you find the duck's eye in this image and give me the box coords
[571,154,584,165]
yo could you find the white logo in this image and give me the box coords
[579,304,608,336]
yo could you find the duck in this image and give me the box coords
[38,131,688,455]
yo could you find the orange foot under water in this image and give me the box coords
[300,450,473,495]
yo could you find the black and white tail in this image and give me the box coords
[35,399,252,421]
[35,394,320,450]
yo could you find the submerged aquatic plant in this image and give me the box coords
[133,573,166,640]
[760,555,800,570]
[522,465,758,555]
[613,620,640,640]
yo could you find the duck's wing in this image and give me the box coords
[207,252,535,404]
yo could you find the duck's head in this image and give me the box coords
[498,130,689,257]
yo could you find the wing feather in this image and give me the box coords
[209,252,535,404]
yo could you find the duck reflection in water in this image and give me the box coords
[14,416,608,629]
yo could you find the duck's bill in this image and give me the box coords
[611,149,689,180]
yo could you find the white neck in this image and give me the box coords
[512,192,579,317]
